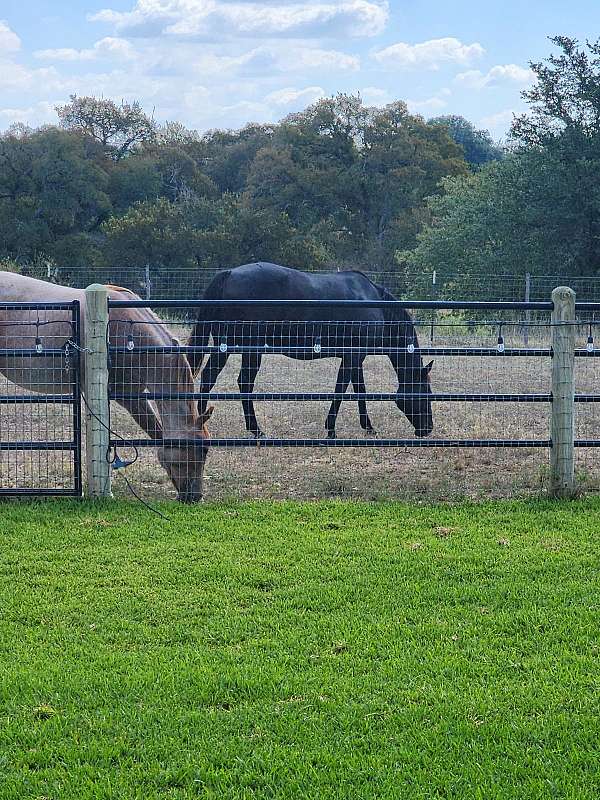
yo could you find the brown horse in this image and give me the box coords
[0,272,212,502]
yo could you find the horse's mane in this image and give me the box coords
[104,284,137,295]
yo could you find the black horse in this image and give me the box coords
[187,262,433,439]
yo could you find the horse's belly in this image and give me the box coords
[0,359,75,395]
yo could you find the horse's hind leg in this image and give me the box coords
[197,351,228,416]
[238,352,263,437]
[352,363,376,435]
[325,359,352,439]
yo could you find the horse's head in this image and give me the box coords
[157,405,214,503]
[378,288,434,438]
[395,359,434,438]
[155,348,214,502]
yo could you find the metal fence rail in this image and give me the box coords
[28,264,600,304]
[0,300,82,496]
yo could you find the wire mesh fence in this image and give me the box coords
[0,301,82,495]
[22,263,600,304]
[101,298,568,502]
[1,291,599,502]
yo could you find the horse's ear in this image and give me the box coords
[423,360,434,375]
[197,405,214,428]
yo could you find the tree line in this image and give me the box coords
[1,36,597,299]
[0,91,500,287]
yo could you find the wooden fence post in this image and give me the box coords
[550,286,576,498]
[84,284,111,498]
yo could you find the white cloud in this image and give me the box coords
[0,20,21,52]
[194,45,358,77]
[0,101,59,127]
[406,90,450,114]
[34,37,136,62]
[265,85,325,106]
[183,85,211,109]
[455,64,534,89]
[360,86,390,105]
[89,0,388,40]
[480,109,515,136]
[0,61,64,93]
[373,37,484,70]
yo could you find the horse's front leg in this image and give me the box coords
[115,397,163,439]
[197,351,228,418]
[325,359,352,439]
[352,362,377,436]
[238,352,264,437]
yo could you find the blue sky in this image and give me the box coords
[1,0,599,138]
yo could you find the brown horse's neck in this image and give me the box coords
[107,298,201,439]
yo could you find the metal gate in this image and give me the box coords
[0,300,82,496]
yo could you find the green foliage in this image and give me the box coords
[406,37,600,293]
[1,498,599,798]
[511,36,600,147]
[1,92,469,276]
[100,196,330,270]
[429,114,504,166]
[0,126,111,264]
[56,95,157,160]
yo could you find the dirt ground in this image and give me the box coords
[1,317,599,501]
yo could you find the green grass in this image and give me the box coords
[0,498,599,799]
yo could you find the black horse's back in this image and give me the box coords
[202,262,383,321]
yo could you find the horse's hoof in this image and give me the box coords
[251,430,265,439]
[326,431,336,440]
[365,428,378,438]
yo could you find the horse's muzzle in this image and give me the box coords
[177,491,202,503]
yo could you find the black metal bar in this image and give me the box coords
[110,390,553,402]
[0,441,77,451]
[109,345,553,357]
[0,349,71,357]
[108,298,555,311]
[111,437,551,449]
[0,302,81,311]
[575,350,600,357]
[0,488,81,496]
[71,302,83,498]
[574,395,600,402]
[0,394,73,404]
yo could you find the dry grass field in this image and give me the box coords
[1,317,599,501]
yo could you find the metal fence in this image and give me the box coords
[25,264,600,304]
[2,288,600,502]
[75,290,591,502]
[0,301,82,496]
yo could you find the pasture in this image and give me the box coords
[0,497,599,798]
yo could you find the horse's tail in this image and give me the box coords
[187,269,231,375]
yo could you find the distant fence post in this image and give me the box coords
[144,264,152,300]
[524,273,531,345]
[550,286,576,498]
[84,284,111,498]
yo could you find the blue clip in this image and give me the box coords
[112,456,134,471]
